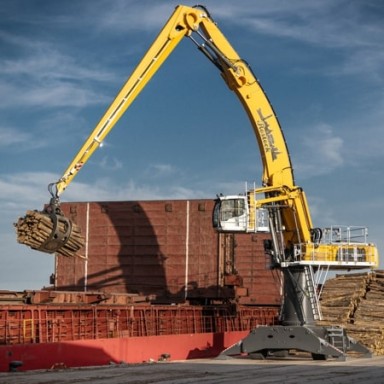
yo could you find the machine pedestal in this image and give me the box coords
[219,325,372,360]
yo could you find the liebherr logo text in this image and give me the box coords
[257,108,280,161]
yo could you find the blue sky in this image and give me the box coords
[1,0,383,290]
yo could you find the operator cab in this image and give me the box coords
[213,195,269,233]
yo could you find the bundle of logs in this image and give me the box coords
[14,210,85,258]
[319,270,384,355]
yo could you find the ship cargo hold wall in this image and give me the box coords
[56,199,281,306]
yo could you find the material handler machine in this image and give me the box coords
[17,5,378,360]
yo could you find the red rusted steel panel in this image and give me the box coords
[0,304,278,346]
[56,199,281,306]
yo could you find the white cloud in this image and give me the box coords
[0,35,117,109]
[0,49,116,83]
[294,123,344,178]
[0,170,206,208]
[95,1,174,31]
[212,0,382,48]
[0,126,30,146]
[208,0,384,82]
[0,80,107,109]
[98,156,123,171]
[334,49,384,82]
[62,177,207,202]
[0,172,57,209]
[145,163,178,178]
[306,194,337,228]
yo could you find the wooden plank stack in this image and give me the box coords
[319,271,384,355]
[319,273,369,323]
[14,210,85,258]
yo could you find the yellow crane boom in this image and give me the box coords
[55,5,294,194]
[31,3,377,269]
[50,4,317,255]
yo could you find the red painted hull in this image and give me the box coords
[3,198,282,372]
[0,331,249,372]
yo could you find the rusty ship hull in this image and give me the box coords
[1,199,281,372]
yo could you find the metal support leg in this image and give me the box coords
[218,325,372,361]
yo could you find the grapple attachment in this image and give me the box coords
[34,210,73,254]
[14,183,85,257]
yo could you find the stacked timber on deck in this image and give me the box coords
[319,271,384,355]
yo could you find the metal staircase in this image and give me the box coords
[304,265,322,321]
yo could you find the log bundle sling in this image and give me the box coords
[14,210,85,257]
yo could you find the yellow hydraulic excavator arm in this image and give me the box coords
[54,4,293,195]
[42,4,377,269]
[51,4,312,244]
